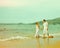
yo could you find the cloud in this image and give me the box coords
[0,0,30,7]
[0,0,44,7]
[0,0,59,7]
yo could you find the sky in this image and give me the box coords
[0,0,60,23]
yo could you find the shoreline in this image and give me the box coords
[0,36,60,48]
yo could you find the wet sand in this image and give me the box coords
[0,37,60,48]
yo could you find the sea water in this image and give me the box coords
[0,24,60,41]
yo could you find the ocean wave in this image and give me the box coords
[0,36,29,41]
[0,33,60,41]
[49,33,60,36]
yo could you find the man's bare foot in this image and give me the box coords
[48,36,54,38]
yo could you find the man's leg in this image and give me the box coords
[46,30,49,37]
[47,33,49,37]
[43,30,46,37]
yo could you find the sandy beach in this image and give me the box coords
[0,37,60,48]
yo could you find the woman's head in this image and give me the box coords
[36,22,39,25]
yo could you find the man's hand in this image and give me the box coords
[47,28,48,31]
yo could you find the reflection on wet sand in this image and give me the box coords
[43,38,49,48]
[36,38,41,48]
[36,38,50,48]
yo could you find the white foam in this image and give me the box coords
[0,36,29,41]
[39,33,60,37]
[49,33,60,36]
[0,33,60,41]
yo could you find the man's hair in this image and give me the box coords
[43,19,46,22]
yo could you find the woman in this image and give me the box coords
[35,22,40,38]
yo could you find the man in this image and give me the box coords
[43,19,49,37]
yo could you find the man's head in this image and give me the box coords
[43,19,46,23]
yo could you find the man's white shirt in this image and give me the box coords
[43,22,48,30]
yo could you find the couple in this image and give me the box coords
[35,19,49,38]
